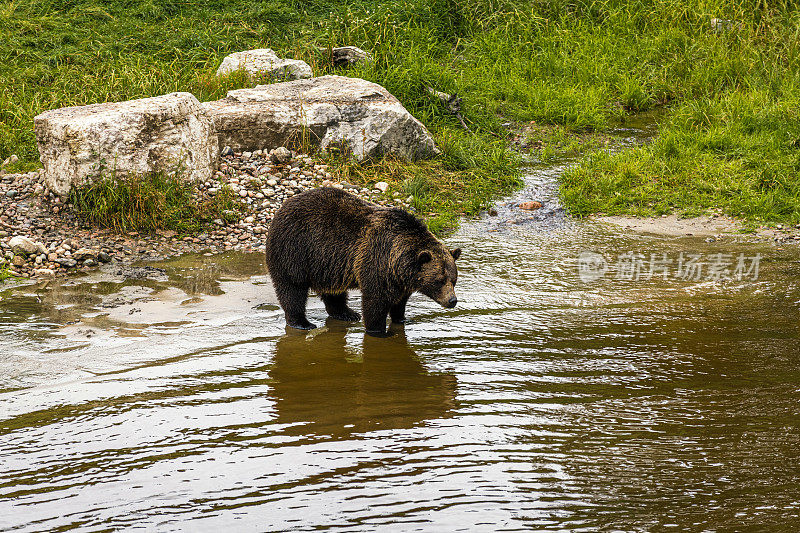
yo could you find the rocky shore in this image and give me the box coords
[0,147,412,280]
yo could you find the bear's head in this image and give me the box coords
[416,246,461,308]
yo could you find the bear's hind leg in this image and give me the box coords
[276,282,316,330]
[321,292,361,322]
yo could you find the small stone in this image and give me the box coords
[519,201,543,211]
[5,190,17,198]
[239,189,248,198]
[12,255,25,267]
[72,248,98,261]
[221,146,234,156]
[488,208,498,217]
[33,268,55,279]
[331,46,373,67]
[374,181,389,193]
[271,147,292,164]
[0,154,19,168]
[56,258,78,268]
[84,258,97,267]
[98,252,112,263]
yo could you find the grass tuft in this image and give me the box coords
[69,172,240,234]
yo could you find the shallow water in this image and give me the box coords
[3,124,800,530]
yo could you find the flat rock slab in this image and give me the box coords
[202,75,438,161]
[34,93,218,196]
[216,49,312,82]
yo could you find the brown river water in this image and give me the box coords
[3,122,800,531]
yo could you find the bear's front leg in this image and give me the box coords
[390,295,410,324]
[362,297,391,337]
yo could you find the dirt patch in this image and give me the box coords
[596,214,800,243]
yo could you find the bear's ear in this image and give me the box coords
[451,248,462,261]
[417,250,432,266]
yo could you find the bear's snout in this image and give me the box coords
[434,290,457,308]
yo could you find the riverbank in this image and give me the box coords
[3,1,800,231]
[0,148,414,280]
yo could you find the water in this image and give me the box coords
[3,122,800,530]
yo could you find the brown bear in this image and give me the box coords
[265,187,461,336]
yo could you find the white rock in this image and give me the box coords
[271,147,292,164]
[374,181,389,193]
[1,154,19,169]
[215,49,312,82]
[34,93,218,196]
[33,268,56,279]
[202,75,438,161]
[9,236,46,256]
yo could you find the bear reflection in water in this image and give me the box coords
[270,320,457,437]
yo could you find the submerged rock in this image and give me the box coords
[34,93,219,197]
[216,49,312,82]
[114,266,168,282]
[202,75,439,161]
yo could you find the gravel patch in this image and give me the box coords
[0,147,413,280]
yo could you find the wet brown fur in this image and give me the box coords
[265,187,461,335]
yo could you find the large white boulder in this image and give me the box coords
[34,93,218,196]
[202,75,438,161]
[216,49,312,82]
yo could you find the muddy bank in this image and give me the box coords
[597,214,800,243]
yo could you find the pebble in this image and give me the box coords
[519,201,543,210]
[271,147,292,164]
[56,258,78,268]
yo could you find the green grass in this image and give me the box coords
[561,90,800,222]
[3,0,800,227]
[69,172,240,234]
[0,261,18,283]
